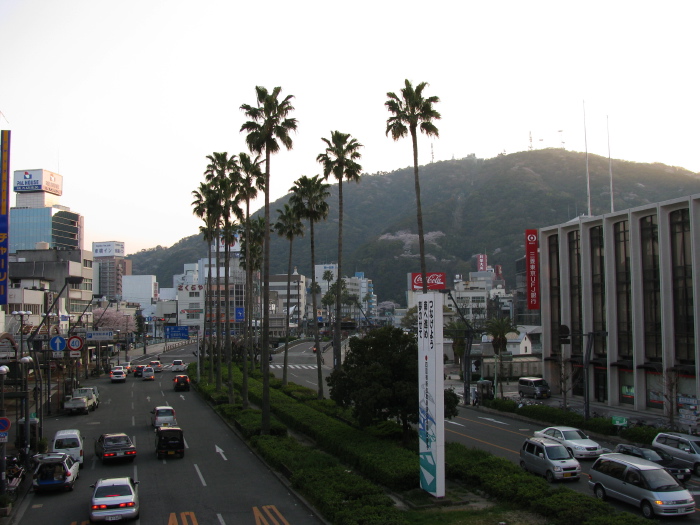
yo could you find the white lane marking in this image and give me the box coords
[132,415,135,427]
[447,421,464,427]
[217,513,226,524]
[194,464,207,486]
[478,417,509,425]
[215,445,227,461]
[184,437,189,449]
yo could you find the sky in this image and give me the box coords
[1,1,698,255]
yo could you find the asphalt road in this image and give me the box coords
[12,342,325,525]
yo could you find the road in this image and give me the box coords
[13,342,325,525]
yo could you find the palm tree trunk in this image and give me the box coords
[261,149,271,434]
[282,239,293,385]
[334,181,343,371]
[411,127,428,293]
[207,240,213,383]
[215,233,222,391]
[224,237,234,404]
[242,202,250,409]
[311,220,324,399]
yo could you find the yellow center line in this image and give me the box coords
[446,426,520,455]
[454,414,536,438]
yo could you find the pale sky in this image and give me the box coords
[1,1,698,255]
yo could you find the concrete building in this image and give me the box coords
[122,275,158,308]
[540,193,700,414]
[270,270,307,336]
[93,241,131,301]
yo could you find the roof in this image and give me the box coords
[598,453,666,471]
[95,477,133,487]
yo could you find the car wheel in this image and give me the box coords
[594,485,606,501]
[519,391,525,398]
[641,501,654,519]
[545,470,555,483]
[519,460,527,471]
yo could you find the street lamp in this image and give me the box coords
[20,356,33,467]
[11,311,32,361]
[41,312,57,416]
[0,365,10,496]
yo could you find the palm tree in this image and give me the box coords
[274,203,304,385]
[385,80,441,293]
[322,269,334,326]
[241,86,297,434]
[290,175,330,399]
[192,183,218,383]
[317,131,363,370]
[238,152,264,409]
[204,152,238,391]
[484,316,519,398]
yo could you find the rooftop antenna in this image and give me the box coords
[529,131,533,151]
[558,129,565,149]
[607,115,614,213]
[583,101,591,216]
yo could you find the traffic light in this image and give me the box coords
[559,324,571,345]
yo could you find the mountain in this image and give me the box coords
[129,149,700,305]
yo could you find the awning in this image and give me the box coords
[670,364,696,376]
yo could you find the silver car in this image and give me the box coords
[89,477,140,522]
[520,437,581,482]
[533,426,603,459]
[651,432,700,476]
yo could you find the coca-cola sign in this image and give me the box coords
[411,272,447,291]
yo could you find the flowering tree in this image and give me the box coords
[92,308,137,333]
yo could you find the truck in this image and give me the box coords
[64,388,97,414]
[73,387,99,409]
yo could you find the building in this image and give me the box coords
[93,241,131,301]
[122,275,158,308]
[270,269,307,336]
[540,193,700,413]
[9,169,84,253]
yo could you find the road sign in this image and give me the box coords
[612,416,628,427]
[165,326,189,340]
[69,350,81,358]
[50,336,67,352]
[0,417,11,432]
[86,331,114,341]
[52,352,64,358]
[235,307,245,322]
[67,336,84,351]
[0,432,7,443]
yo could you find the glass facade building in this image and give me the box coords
[9,207,83,253]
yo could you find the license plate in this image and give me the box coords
[116,452,123,456]
[563,473,572,477]
[106,517,123,521]
[162,423,169,427]
[168,451,175,455]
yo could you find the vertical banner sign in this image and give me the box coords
[525,229,540,310]
[417,292,445,497]
[0,131,10,305]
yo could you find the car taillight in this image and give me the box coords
[119,502,135,508]
[125,450,136,455]
[104,452,116,457]
[65,471,71,477]
[80,450,83,457]
[92,504,108,510]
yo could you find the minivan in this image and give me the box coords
[588,453,695,518]
[520,437,581,482]
[652,432,700,476]
[51,429,84,468]
[151,406,177,428]
[518,377,551,399]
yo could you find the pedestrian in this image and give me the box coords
[472,391,480,407]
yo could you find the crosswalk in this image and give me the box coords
[269,364,318,370]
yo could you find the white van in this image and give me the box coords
[51,429,84,468]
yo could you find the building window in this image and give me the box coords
[618,369,634,405]
[590,226,606,356]
[640,215,661,360]
[189,292,200,298]
[548,234,561,354]
[568,230,582,355]
[187,313,200,320]
[614,220,632,358]
[670,208,694,364]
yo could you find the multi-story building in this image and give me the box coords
[270,269,307,336]
[93,241,131,301]
[9,169,83,253]
[540,193,700,413]
[122,275,158,309]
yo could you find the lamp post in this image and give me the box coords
[42,312,57,416]
[0,365,9,496]
[11,311,32,361]
[20,356,33,467]
[115,330,121,366]
[143,322,149,355]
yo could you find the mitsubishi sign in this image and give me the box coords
[410,272,447,291]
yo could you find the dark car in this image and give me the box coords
[155,427,185,459]
[95,433,137,463]
[133,365,145,378]
[612,444,692,482]
[173,375,190,392]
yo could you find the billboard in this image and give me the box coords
[410,272,446,291]
[525,229,540,310]
[0,131,9,305]
[92,241,126,257]
[476,254,488,271]
[417,293,445,497]
[12,169,63,195]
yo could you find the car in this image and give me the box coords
[149,360,163,372]
[518,377,551,399]
[142,367,155,381]
[588,453,695,518]
[612,444,692,482]
[151,406,177,428]
[122,362,132,374]
[533,426,603,459]
[31,452,80,492]
[520,437,581,482]
[89,477,140,522]
[52,429,85,468]
[173,375,190,392]
[154,427,185,459]
[171,359,186,372]
[652,432,700,476]
[133,365,145,378]
[110,370,126,383]
[94,433,137,463]
[111,366,124,373]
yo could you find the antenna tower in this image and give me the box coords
[431,143,434,163]
[528,131,533,151]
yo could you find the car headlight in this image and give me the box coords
[573,445,585,450]
[553,466,562,472]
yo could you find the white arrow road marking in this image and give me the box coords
[217,513,226,524]
[478,417,509,425]
[146,396,151,403]
[194,464,207,486]
[180,395,186,401]
[215,445,227,461]
[447,421,464,427]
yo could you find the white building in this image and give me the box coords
[122,275,158,308]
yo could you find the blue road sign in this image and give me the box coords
[165,326,189,340]
[50,335,67,352]
[235,307,245,322]
[0,417,11,432]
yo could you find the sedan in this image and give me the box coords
[110,370,126,383]
[142,367,155,381]
[612,444,692,482]
[133,365,145,378]
[173,375,190,391]
[533,426,603,459]
[89,477,139,522]
[94,433,137,463]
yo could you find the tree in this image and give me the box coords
[385,80,441,293]
[290,175,330,398]
[327,326,459,444]
[273,203,304,385]
[317,131,363,370]
[400,306,418,332]
[241,86,297,434]
[484,317,519,398]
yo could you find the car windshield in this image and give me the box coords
[642,469,683,491]
[562,430,587,440]
[95,484,132,498]
[545,445,571,460]
[144,368,153,372]
[157,409,173,417]
[106,436,130,446]
[652,448,674,461]
[689,440,700,454]
[641,449,664,462]
[55,438,79,448]
[533,379,548,387]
